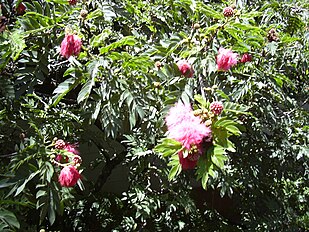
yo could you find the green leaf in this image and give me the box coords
[48,190,56,225]
[90,29,111,47]
[201,173,209,190]
[45,162,54,183]
[77,75,95,104]
[267,42,278,56]
[198,4,223,19]
[86,9,103,20]
[10,30,26,61]
[214,118,236,128]
[168,163,181,181]
[51,77,82,106]
[100,36,136,55]
[120,89,134,108]
[223,102,250,114]
[231,22,262,32]
[241,11,263,18]
[154,138,182,157]
[15,170,40,197]
[211,146,227,169]
[194,94,208,107]
[0,209,20,229]
[36,190,47,199]
[226,124,241,135]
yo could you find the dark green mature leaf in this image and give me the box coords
[14,170,40,197]
[0,209,20,229]
[52,76,82,106]
[48,189,56,225]
[77,75,95,104]
[10,30,26,61]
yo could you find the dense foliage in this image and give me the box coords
[0,0,308,231]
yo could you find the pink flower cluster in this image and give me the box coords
[60,34,82,59]
[240,53,252,63]
[216,47,238,71]
[55,139,79,155]
[53,139,82,187]
[177,60,194,78]
[165,103,212,170]
[58,165,81,187]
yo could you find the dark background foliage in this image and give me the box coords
[0,0,308,231]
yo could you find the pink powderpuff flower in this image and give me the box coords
[64,143,79,155]
[166,102,212,151]
[216,47,238,71]
[166,103,212,151]
[210,101,224,115]
[60,34,82,59]
[240,53,252,63]
[58,165,81,187]
[165,102,194,131]
[169,121,212,151]
[177,60,194,78]
[165,102,213,170]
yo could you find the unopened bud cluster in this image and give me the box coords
[267,28,279,42]
[210,101,224,115]
[68,0,77,5]
[223,7,234,17]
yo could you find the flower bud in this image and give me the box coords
[80,9,88,18]
[193,23,200,29]
[155,61,162,69]
[153,82,161,88]
[68,0,77,5]
[177,60,194,78]
[223,7,234,17]
[210,101,224,115]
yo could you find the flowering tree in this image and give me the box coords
[0,0,308,231]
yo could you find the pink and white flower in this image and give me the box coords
[64,143,79,155]
[55,139,66,149]
[216,47,238,71]
[58,165,81,187]
[240,53,252,63]
[60,34,82,59]
[165,102,195,130]
[177,60,194,78]
[165,102,212,169]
